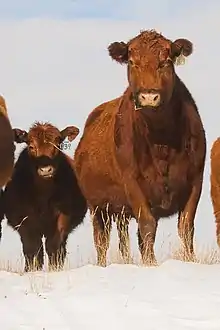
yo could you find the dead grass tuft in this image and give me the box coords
[0,205,219,275]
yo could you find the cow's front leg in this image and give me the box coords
[45,213,70,271]
[124,179,158,266]
[178,175,203,261]
[137,215,158,266]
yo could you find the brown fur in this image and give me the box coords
[0,95,15,241]
[74,30,206,266]
[0,95,15,188]
[210,138,220,247]
[3,122,87,272]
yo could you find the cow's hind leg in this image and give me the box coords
[20,230,44,272]
[116,214,130,263]
[92,207,112,267]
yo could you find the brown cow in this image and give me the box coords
[74,29,206,267]
[3,122,88,272]
[0,95,15,186]
[0,95,15,240]
[210,138,220,247]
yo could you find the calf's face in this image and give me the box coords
[108,30,193,110]
[13,123,79,179]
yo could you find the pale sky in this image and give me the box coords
[0,1,219,270]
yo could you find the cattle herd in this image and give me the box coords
[0,29,218,272]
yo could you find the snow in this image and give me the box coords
[0,215,220,329]
[0,209,220,329]
[1,259,220,329]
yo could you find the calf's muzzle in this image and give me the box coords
[37,165,55,178]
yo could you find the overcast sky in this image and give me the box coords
[0,1,219,270]
[0,0,210,20]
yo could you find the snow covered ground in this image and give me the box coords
[1,215,220,329]
[1,260,220,329]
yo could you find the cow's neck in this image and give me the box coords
[34,175,55,197]
[141,107,180,147]
[131,85,182,150]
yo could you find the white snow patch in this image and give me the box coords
[1,260,220,329]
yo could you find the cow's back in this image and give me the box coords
[74,96,128,210]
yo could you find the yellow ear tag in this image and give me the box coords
[174,52,186,66]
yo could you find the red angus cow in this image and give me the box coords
[74,30,206,267]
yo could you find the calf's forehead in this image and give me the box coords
[28,126,61,143]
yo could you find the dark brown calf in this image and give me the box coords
[3,122,87,271]
[74,30,206,266]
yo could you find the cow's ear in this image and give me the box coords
[60,126,79,142]
[108,41,128,64]
[13,128,28,144]
[171,38,193,65]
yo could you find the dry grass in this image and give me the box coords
[0,256,24,274]
[0,240,219,275]
[0,239,220,297]
[171,244,220,265]
[88,205,220,267]
[0,205,219,276]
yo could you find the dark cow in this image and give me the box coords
[210,138,220,247]
[74,29,206,267]
[0,95,16,240]
[3,122,88,272]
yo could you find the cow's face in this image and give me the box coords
[13,122,79,179]
[108,30,193,110]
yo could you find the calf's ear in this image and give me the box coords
[171,38,193,64]
[60,126,79,142]
[108,41,128,64]
[13,128,28,144]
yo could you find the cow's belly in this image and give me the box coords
[139,161,192,218]
[80,170,132,215]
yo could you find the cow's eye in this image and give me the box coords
[128,59,134,65]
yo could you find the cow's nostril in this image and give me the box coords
[137,91,161,107]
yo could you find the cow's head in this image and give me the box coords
[13,122,79,179]
[108,29,193,110]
